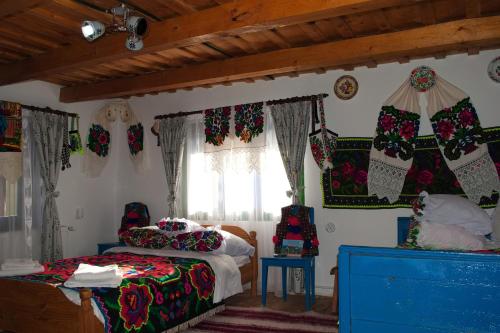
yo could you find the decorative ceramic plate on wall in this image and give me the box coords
[334,75,358,100]
[488,56,500,83]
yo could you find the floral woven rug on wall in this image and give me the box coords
[322,126,500,209]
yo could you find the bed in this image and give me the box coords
[338,217,500,333]
[0,225,257,333]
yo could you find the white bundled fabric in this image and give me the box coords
[64,263,123,288]
[416,191,492,236]
[0,258,44,276]
[416,221,486,251]
[72,263,121,281]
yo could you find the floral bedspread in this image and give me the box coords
[8,253,217,333]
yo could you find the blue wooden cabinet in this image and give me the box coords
[97,242,124,255]
[338,245,500,333]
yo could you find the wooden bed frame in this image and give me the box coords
[0,225,258,333]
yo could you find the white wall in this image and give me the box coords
[0,50,498,294]
[116,50,500,294]
[0,82,119,258]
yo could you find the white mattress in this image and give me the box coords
[59,246,243,324]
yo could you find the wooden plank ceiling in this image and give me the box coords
[0,0,498,102]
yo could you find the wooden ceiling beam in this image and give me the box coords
[60,16,500,103]
[0,0,425,85]
[0,0,51,18]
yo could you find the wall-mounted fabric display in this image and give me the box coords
[203,103,267,174]
[0,101,22,152]
[322,126,500,209]
[309,95,338,170]
[69,116,83,155]
[159,117,186,217]
[368,66,500,204]
[83,102,148,177]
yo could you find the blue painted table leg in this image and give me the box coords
[304,265,311,311]
[282,266,287,301]
[262,263,268,306]
[311,258,315,304]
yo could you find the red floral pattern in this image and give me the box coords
[431,98,484,161]
[373,106,420,161]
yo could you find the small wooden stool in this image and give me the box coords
[330,266,338,314]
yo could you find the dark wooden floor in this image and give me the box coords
[226,290,333,314]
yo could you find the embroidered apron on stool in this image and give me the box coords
[368,66,499,203]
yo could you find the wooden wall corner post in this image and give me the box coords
[79,288,95,333]
[250,231,258,297]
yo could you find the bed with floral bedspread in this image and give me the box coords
[6,252,218,333]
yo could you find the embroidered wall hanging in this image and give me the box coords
[234,102,264,143]
[0,101,22,152]
[204,106,231,146]
[368,66,500,204]
[322,126,500,209]
[83,102,147,177]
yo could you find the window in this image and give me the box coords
[0,176,18,217]
[184,111,290,222]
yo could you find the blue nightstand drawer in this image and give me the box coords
[97,242,124,255]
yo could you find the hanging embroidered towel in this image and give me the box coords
[83,102,148,177]
[69,116,84,155]
[0,101,22,152]
[309,95,338,170]
[368,66,499,203]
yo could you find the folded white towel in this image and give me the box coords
[0,265,45,277]
[64,274,123,288]
[73,263,121,281]
[1,258,41,270]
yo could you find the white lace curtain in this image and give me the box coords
[0,111,42,263]
[183,109,289,293]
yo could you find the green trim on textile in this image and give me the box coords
[321,126,500,209]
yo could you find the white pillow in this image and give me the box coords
[417,221,486,251]
[207,227,255,257]
[416,191,492,236]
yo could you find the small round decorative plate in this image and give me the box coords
[487,56,500,83]
[334,75,358,100]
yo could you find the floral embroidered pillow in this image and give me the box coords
[170,230,224,252]
[119,227,172,249]
[156,218,205,236]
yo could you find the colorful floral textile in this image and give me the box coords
[87,124,110,157]
[127,123,144,156]
[8,253,217,333]
[368,68,499,203]
[309,96,338,170]
[373,106,420,161]
[119,228,224,253]
[157,220,188,233]
[204,107,231,146]
[273,205,319,256]
[0,101,22,152]
[430,98,483,161]
[234,102,264,143]
[322,127,500,209]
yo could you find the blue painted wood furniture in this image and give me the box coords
[261,256,315,310]
[261,206,316,311]
[338,217,500,333]
[97,241,124,255]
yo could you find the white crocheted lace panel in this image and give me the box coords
[0,153,22,183]
[453,152,500,204]
[368,158,408,203]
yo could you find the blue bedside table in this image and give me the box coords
[97,242,124,255]
[261,256,315,311]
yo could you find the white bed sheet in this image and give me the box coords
[59,246,243,324]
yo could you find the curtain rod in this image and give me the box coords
[153,93,328,120]
[20,104,79,118]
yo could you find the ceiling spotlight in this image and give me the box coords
[81,21,105,42]
[80,4,148,51]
